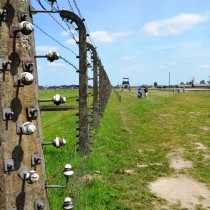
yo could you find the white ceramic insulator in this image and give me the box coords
[47,51,60,58]
[25,170,39,183]
[47,50,53,55]
[19,21,34,35]
[52,94,66,105]
[63,164,74,177]
[53,94,61,102]
[62,97,66,103]
[21,122,36,134]
[54,137,66,148]
[21,72,34,85]
[63,197,73,210]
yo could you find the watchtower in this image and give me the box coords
[122,78,131,91]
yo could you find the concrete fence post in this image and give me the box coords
[86,42,99,130]
[0,1,49,209]
[60,10,89,155]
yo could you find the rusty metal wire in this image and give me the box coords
[42,113,77,129]
[64,21,78,43]
[67,0,75,12]
[33,22,77,56]
[72,0,83,18]
[68,0,98,58]
[59,56,79,71]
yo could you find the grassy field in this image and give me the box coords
[39,89,210,209]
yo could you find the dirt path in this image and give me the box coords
[149,145,210,209]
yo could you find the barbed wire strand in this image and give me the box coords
[47,129,88,185]
[70,0,98,55]
[59,56,79,71]
[37,0,79,43]
[42,113,77,129]
[72,0,83,19]
[35,0,99,63]
[45,127,88,183]
[43,109,91,140]
[67,0,75,12]
[33,22,77,56]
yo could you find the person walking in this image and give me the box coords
[144,87,148,98]
[137,87,142,98]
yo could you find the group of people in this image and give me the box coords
[137,87,148,99]
[173,86,186,93]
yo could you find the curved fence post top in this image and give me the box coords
[59,10,86,32]
[86,42,97,58]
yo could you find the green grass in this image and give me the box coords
[39,89,210,209]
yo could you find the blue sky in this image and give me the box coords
[32,0,210,86]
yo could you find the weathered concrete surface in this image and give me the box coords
[0,1,49,209]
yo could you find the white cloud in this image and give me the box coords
[66,38,78,45]
[121,55,136,60]
[90,30,131,43]
[143,13,208,36]
[199,64,210,69]
[60,30,76,36]
[47,63,65,67]
[36,46,59,53]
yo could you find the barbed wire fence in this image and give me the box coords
[0,0,112,209]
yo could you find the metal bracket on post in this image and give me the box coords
[31,153,41,166]
[10,26,20,38]
[16,122,22,134]
[23,60,34,72]
[17,12,27,22]
[13,75,24,87]
[27,106,38,119]
[3,108,14,120]
[4,159,15,172]
[0,58,11,71]
[35,199,45,210]
[18,167,28,180]
[0,9,7,21]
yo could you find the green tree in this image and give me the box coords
[200,80,206,84]
[154,82,158,87]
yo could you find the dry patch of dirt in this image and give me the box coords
[167,148,192,170]
[149,148,210,209]
[137,163,163,168]
[123,169,134,174]
[188,112,202,115]
[149,175,210,209]
[193,142,208,150]
[188,112,202,119]
[169,158,192,170]
[199,126,210,131]
[81,171,102,181]
[187,133,199,137]
[204,154,210,160]
[159,114,175,117]
[116,169,135,174]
